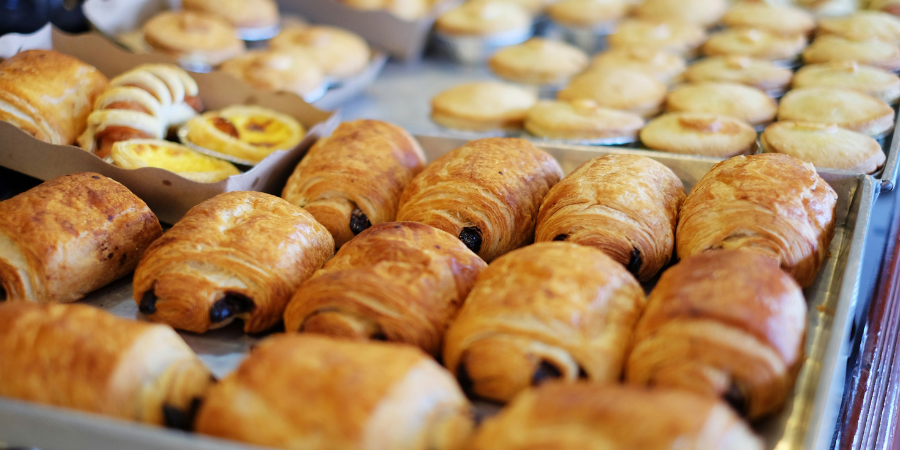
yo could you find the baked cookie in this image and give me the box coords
[143,11,245,66]
[761,121,885,173]
[557,68,667,118]
[702,28,807,63]
[431,81,538,131]
[608,19,707,57]
[218,49,325,99]
[546,0,630,28]
[793,62,900,104]
[434,1,532,36]
[110,139,240,183]
[633,0,728,27]
[721,2,816,36]
[665,82,777,128]
[489,38,589,85]
[640,112,758,157]
[524,99,645,141]
[683,56,793,96]
[589,47,686,85]
[777,87,895,136]
[819,10,900,44]
[802,35,900,72]
[185,105,306,163]
[269,25,371,79]
[182,0,280,29]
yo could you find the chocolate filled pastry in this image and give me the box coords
[398,138,563,262]
[0,50,108,145]
[78,64,203,159]
[282,120,426,249]
[0,302,214,428]
[469,384,762,450]
[283,222,486,356]
[676,153,838,287]
[195,334,474,450]
[626,250,807,419]
[535,154,685,281]
[443,242,646,402]
[133,191,334,334]
[0,173,162,303]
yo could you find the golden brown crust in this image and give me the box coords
[588,47,687,85]
[557,68,667,118]
[721,2,816,36]
[535,155,685,281]
[626,250,807,419]
[546,0,630,27]
[608,19,708,56]
[0,173,162,303]
[397,138,563,262]
[281,120,426,249]
[702,28,808,61]
[802,35,900,71]
[434,1,532,35]
[431,82,538,131]
[185,105,306,163]
[634,0,728,26]
[133,191,334,334]
[218,49,326,98]
[818,10,900,44]
[777,87,895,136]
[283,222,486,355]
[524,100,645,141]
[683,56,794,93]
[182,0,280,28]
[676,153,838,287]
[143,11,245,66]
[444,243,646,402]
[640,112,758,157]
[488,38,589,85]
[665,82,778,127]
[195,334,474,450]
[792,62,900,104]
[760,121,886,174]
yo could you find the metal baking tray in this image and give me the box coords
[0,137,875,450]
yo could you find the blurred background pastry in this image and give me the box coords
[219,49,326,100]
[818,10,900,44]
[702,28,808,64]
[683,56,794,97]
[588,47,686,86]
[665,82,778,129]
[431,81,538,131]
[633,0,728,27]
[184,105,306,163]
[182,0,280,30]
[557,68,666,118]
[777,87,896,137]
[270,25,371,79]
[608,19,707,57]
[640,112,758,157]
[761,121,886,173]
[792,61,900,104]
[488,38,588,86]
[524,99,644,142]
[433,1,534,64]
[802,35,900,71]
[545,0,630,52]
[142,11,246,67]
[721,2,817,37]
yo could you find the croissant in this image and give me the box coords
[195,334,474,450]
[282,120,426,249]
[535,154,685,281]
[469,383,763,450]
[443,242,646,403]
[676,153,838,287]
[0,302,214,429]
[0,172,162,303]
[283,222,487,356]
[397,138,564,262]
[626,249,807,419]
[133,191,334,334]
[78,64,203,158]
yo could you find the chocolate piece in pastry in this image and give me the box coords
[143,10,245,67]
[676,153,838,287]
[0,173,162,303]
[284,222,486,356]
[133,191,333,334]
[535,154,685,281]
[0,50,108,145]
[282,120,425,249]
[397,138,564,262]
[626,249,807,419]
[195,334,474,450]
[444,242,646,402]
[0,302,214,428]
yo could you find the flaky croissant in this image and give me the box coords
[283,222,486,356]
[676,153,838,287]
[444,242,646,403]
[282,120,426,249]
[397,138,563,262]
[535,154,685,281]
[626,249,807,419]
[133,191,334,334]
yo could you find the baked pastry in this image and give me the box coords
[339,0,434,19]
[444,242,646,402]
[110,139,241,183]
[703,28,807,63]
[777,87,895,137]
[133,191,334,334]
[78,64,202,158]
[760,121,885,173]
[143,11,245,66]
[182,0,280,29]
[0,50,107,145]
[721,2,817,36]
[557,68,667,118]
[0,172,162,303]
[626,249,807,419]
[469,384,763,450]
[546,0,630,28]
[431,81,538,131]
[397,138,563,262]
[792,62,900,104]
[634,0,728,27]
[683,56,794,96]
[589,47,686,85]
[195,334,474,450]
[798,0,859,17]
[185,105,306,163]
[676,153,838,287]
[269,25,371,79]
[524,99,645,142]
[640,112,758,157]
[665,82,778,128]
[434,1,532,37]
[608,19,707,57]
[802,35,900,71]
[281,120,425,249]
[488,38,589,85]
[283,222,486,355]
[869,0,900,16]
[219,49,325,99]
[0,302,214,428]
[819,10,900,44]
[535,154,685,281]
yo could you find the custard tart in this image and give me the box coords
[110,139,240,183]
[185,105,305,163]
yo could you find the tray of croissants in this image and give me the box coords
[0,109,876,450]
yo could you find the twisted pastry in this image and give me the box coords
[283,222,487,356]
[676,153,838,287]
[0,302,214,429]
[397,138,563,262]
[535,154,685,282]
[282,120,426,249]
[444,242,646,403]
[626,249,807,419]
[78,64,203,159]
[133,191,334,334]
